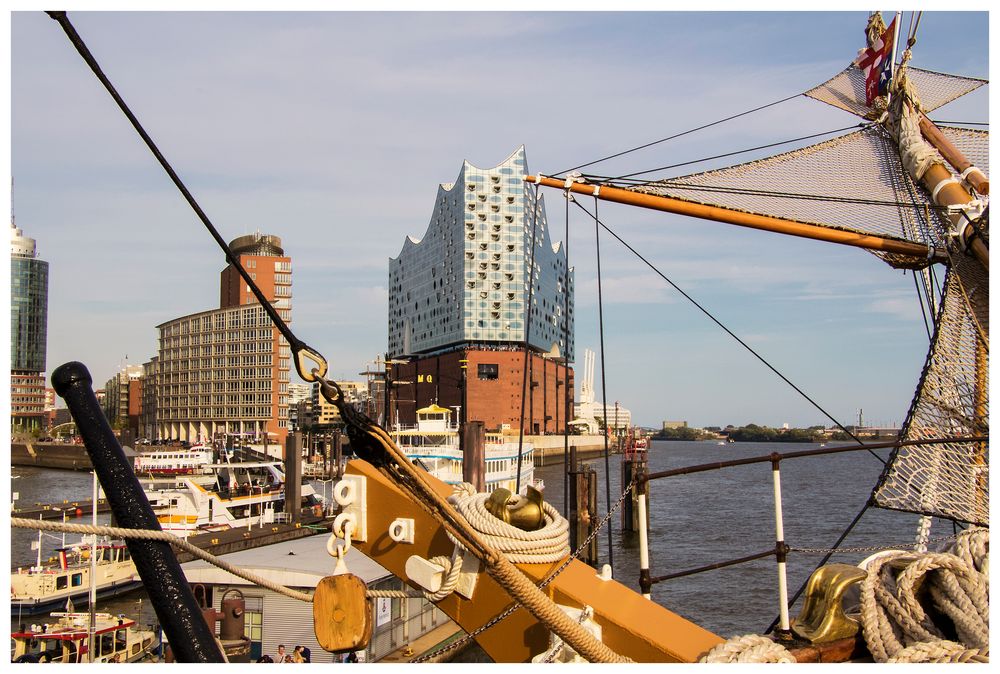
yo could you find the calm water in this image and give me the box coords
[10,444,957,642]
[536,440,958,638]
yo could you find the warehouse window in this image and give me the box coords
[477,363,499,380]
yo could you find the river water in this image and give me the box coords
[10,442,957,646]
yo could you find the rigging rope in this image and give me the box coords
[554,92,805,176]
[45,11,327,386]
[570,199,874,453]
[514,183,541,494]
[592,195,615,569]
[610,124,867,182]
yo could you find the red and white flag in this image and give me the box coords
[856,17,896,106]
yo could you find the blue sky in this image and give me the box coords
[7,7,990,428]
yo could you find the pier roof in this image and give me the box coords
[181,533,391,588]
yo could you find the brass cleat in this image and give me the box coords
[791,563,867,644]
[484,486,545,531]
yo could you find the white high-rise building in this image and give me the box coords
[388,147,573,360]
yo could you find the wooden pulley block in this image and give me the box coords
[313,574,373,653]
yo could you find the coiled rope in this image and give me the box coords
[699,634,796,663]
[698,527,989,664]
[446,482,570,564]
[859,527,989,663]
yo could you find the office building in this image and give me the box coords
[154,232,292,447]
[10,222,49,431]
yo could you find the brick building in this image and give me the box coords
[388,148,574,433]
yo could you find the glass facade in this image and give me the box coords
[388,147,574,360]
[10,223,49,428]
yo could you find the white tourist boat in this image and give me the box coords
[133,444,215,478]
[145,461,321,537]
[390,404,541,494]
[12,611,158,663]
[11,542,141,617]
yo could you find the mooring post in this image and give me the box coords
[52,361,225,663]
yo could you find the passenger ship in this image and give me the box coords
[390,404,540,494]
[144,461,321,537]
[133,444,214,478]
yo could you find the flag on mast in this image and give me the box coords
[856,16,896,106]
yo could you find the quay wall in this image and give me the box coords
[11,442,95,471]
[522,434,612,466]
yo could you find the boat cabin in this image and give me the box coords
[12,612,155,663]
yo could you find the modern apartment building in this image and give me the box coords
[102,364,144,436]
[10,221,49,431]
[154,233,292,447]
[387,147,575,433]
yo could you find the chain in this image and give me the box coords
[411,479,638,663]
[791,534,959,555]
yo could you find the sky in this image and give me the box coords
[5,4,991,429]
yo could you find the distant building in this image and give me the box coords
[102,364,144,437]
[139,357,159,440]
[387,147,574,432]
[286,382,311,431]
[573,349,632,433]
[154,232,292,447]
[10,222,49,432]
[304,380,366,429]
[662,420,688,430]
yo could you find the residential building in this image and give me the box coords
[387,147,574,432]
[303,380,366,429]
[10,221,49,432]
[154,232,292,447]
[102,364,144,437]
[286,382,311,431]
[139,357,159,440]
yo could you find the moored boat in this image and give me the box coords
[11,542,141,617]
[144,461,321,537]
[11,611,158,663]
[391,404,541,494]
[133,444,214,477]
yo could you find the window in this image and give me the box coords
[478,363,499,380]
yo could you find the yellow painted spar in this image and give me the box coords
[345,459,723,662]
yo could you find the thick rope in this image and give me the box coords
[11,517,314,603]
[859,527,989,663]
[360,425,631,662]
[446,482,570,564]
[698,634,796,663]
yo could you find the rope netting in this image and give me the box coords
[873,263,989,526]
[804,64,986,119]
[623,125,987,270]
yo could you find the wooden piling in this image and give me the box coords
[621,452,649,532]
[462,421,486,493]
[573,463,599,567]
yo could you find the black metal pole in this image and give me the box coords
[52,362,225,663]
